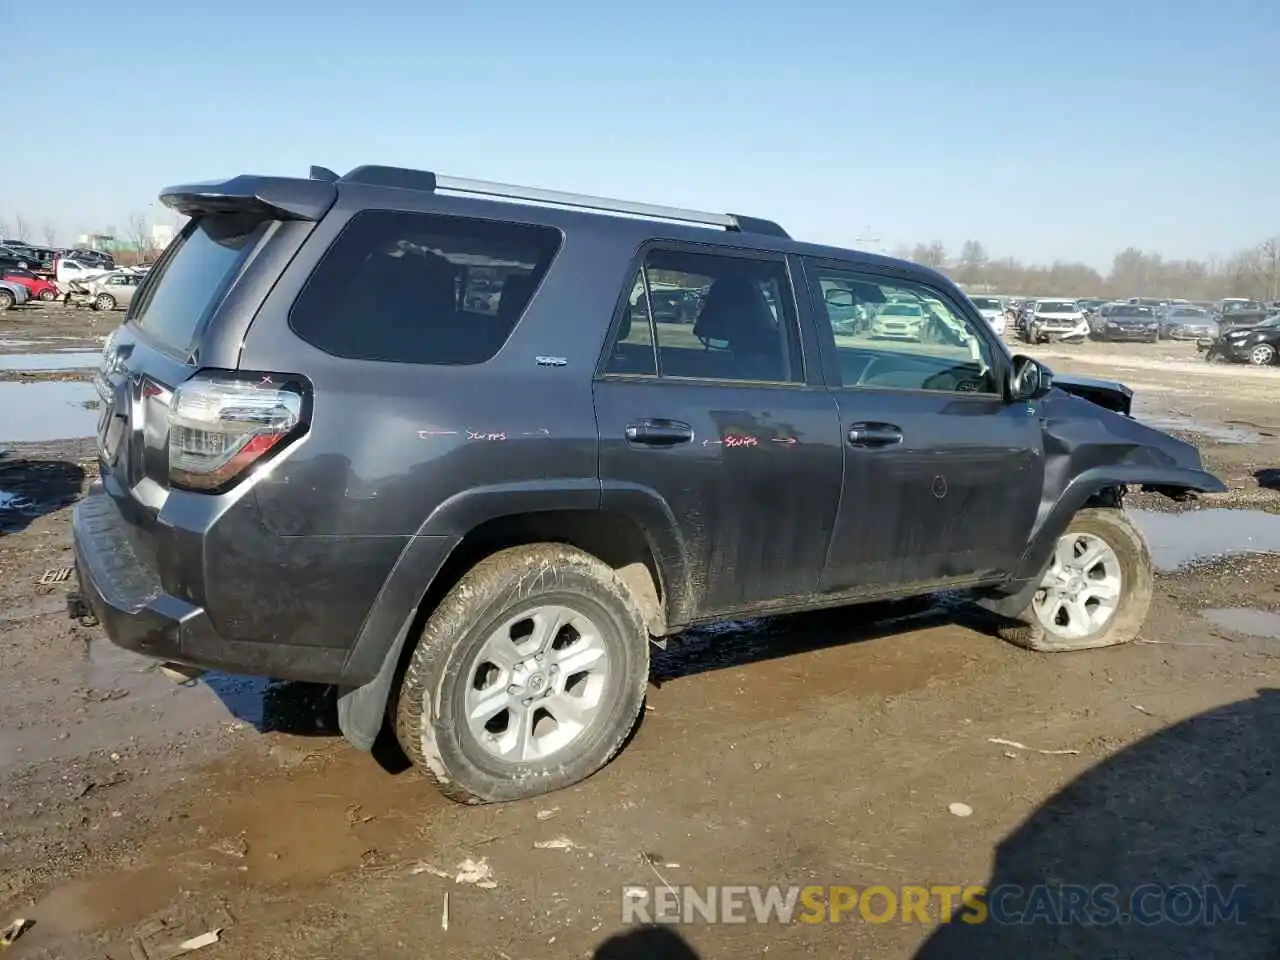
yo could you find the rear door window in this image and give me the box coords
[129,212,268,354]
[289,210,562,365]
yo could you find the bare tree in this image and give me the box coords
[911,240,948,270]
[12,213,30,242]
[41,220,58,247]
[957,240,989,284]
[126,213,154,262]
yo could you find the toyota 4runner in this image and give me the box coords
[71,165,1225,803]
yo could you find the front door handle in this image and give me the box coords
[625,419,694,446]
[847,422,903,448]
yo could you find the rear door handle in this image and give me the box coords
[625,419,694,446]
[847,422,903,448]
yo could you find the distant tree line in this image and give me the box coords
[895,237,1280,302]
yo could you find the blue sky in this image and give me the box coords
[5,0,1277,268]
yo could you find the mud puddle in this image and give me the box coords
[0,380,98,441]
[0,351,102,371]
[0,639,335,771]
[1202,608,1280,640]
[1129,509,1280,570]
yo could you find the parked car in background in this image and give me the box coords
[66,248,115,269]
[870,300,926,340]
[2,268,59,301]
[55,258,113,287]
[1026,299,1088,343]
[967,295,1007,336]
[0,278,32,310]
[1204,313,1280,366]
[69,269,144,311]
[1097,304,1160,342]
[1159,306,1217,341]
[1215,299,1271,334]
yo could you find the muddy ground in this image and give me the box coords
[2,302,1279,958]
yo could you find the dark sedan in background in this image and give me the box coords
[1097,304,1160,342]
[1203,314,1280,366]
[1159,306,1218,341]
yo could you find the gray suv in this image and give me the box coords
[71,165,1224,803]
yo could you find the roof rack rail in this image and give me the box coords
[337,164,789,238]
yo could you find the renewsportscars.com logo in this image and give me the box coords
[621,884,1247,926]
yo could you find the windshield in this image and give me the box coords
[970,297,1001,310]
[1170,308,1209,319]
[1223,301,1262,313]
[1112,306,1154,318]
[880,303,921,317]
[1037,301,1077,313]
[129,212,270,354]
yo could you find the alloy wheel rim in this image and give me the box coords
[1032,532,1123,640]
[463,604,610,763]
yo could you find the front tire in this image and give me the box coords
[0,290,13,311]
[395,544,650,804]
[38,289,56,302]
[992,508,1153,652]
[1249,343,1276,366]
[93,293,116,311]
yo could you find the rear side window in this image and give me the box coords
[289,210,562,365]
[129,213,268,353]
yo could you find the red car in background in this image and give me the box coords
[1,269,59,301]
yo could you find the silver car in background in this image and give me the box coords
[71,269,144,312]
[1159,306,1218,341]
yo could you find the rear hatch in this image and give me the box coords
[95,176,335,525]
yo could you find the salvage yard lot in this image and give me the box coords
[1,305,1279,959]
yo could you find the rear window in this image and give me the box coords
[129,212,268,353]
[289,210,562,365]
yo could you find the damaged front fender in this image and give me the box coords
[1012,390,1225,583]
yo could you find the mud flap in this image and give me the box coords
[336,610,417,751]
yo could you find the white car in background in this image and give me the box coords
[968,296,1007,336]
[870,301,926,340]
[1026,299,1089,344]
[55,258,114,287]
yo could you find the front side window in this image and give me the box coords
[603,248,802,384]
[290,210,562,365]
[812,266,1000,395]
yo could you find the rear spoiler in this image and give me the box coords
[159,173,338,221]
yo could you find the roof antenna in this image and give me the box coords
[310,165,340,182]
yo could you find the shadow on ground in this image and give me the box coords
[1256,468,1280,492]
[915,687,1280,959]
[593,925,700,959]
[0,454,84,535]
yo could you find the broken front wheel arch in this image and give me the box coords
[1010,466,1225,589]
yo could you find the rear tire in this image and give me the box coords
[991,508,1153,652]
[38,289,56,302]
[93,293,115,311]
[395,544,650,804]
[0,290,13,311]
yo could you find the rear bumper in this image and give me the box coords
[72,489,348,683]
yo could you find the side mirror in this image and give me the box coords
[1008,354,1053,401]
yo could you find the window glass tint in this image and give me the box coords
[129,213,268,353]
[1037,301,1078,313]
[604,249,801,384]
[290,210,562,365]
[603,271,658,375]
[814,268,999,394]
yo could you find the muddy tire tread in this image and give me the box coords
[394,543,650,804]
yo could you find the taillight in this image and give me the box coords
[168,372,307,492]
